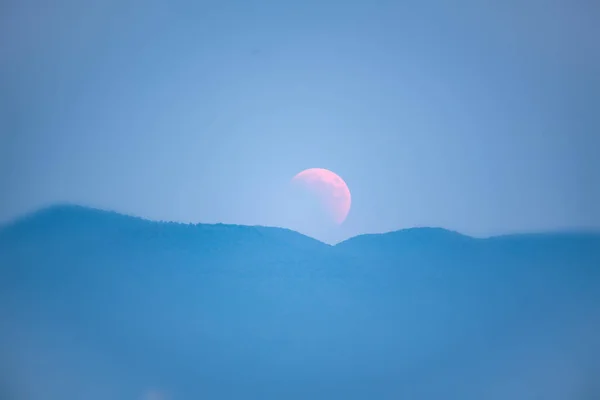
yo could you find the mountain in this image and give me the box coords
[1,205,599,400]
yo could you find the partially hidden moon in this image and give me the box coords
[291,168,352,224]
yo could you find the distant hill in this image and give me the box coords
[1,205,599,400]
[0,204,330,254]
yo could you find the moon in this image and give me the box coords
[291,168,352,224]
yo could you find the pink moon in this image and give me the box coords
[291,168,352,224]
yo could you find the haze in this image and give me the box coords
[1,2,600,397]
[1,0,599,244]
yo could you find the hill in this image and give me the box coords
[1,205,599,400]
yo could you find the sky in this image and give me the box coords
[1,0,599,243]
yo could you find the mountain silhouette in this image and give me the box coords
[1,205,599,400]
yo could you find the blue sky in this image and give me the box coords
[1,0,598,243]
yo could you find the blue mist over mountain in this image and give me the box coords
[1,205,599,399]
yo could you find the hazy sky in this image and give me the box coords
[1,0,599,243]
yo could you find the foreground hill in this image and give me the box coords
[1,205,599,400]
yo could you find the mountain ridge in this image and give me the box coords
[3,204,599,246]
[1,204,599,399]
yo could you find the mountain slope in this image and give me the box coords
[0,205,599,400]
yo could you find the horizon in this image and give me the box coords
[3,202,600,246]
